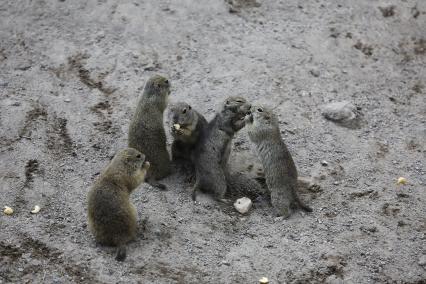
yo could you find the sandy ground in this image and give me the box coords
[0,0,425,283]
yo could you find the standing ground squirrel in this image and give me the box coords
[128,75,171,189]
[246,106,312,217]
[87,148,150,261]
[192,96,251,202]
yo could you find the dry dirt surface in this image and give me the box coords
[1,0,425,283]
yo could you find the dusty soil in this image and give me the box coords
[0,0,425,283]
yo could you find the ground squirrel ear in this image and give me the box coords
[188,105,192,110]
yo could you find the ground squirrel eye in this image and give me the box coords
[182,109,187,114]
[226,100,230,105]
[236,99,244,103]
[136,154,142,159]
[257,108,263,112]
[164,79,169,85]
[188,105,192,110]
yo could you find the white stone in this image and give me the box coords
[234,197,252,214]
[322,101,357,122]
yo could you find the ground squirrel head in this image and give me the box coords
[246,105,280,141]
[222,96,251,117]
[142,75,171,110]
[105,148,150,191]
[169,102,197,130]
[219,96,251,132]
[168,102,199,140]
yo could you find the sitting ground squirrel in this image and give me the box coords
[168,102,208,161]
[87,148,150,261]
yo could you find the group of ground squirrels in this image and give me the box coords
[88,75,313,261]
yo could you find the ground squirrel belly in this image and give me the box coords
[87,148,150,261]
[128,75,171,189]
[246,106,312,217]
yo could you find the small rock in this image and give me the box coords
[234,197,252,214]
[418,255,426,266]
[309,69,320,77]
[325,275,344,284]
[64,98,71,103]
[379,6,395,17]
[321,160,328,166]
[259,277,269,284]
[322,101,357,122]
[221,260,230,266]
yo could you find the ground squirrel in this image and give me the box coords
[192,96,251,202]
[246,106,312,217]
[168,102,208,161]
[87,148,150,261]
[169,101,265,200]
[128,75,171,189]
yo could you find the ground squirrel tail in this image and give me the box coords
[115,244,127,261]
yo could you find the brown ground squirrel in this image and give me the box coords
[128,75,171,189]
[246,106,312,217]
[192,96,251,202]
[87,148,150,261]
[168,102,208,161]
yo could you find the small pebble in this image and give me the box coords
[321,160,328,166]
[259,277,269,284]
[64,98,71,103]
[418,255,426,266]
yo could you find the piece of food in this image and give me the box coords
[31,205,41,214]
[397,177,407,185]
[3,206,13,215]
[259,277,269,284]
[173,124,181,130]
[234,197,252,214]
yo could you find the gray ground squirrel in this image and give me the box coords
[169,101,265,200]
[168,102,208,161]
[87,148,150,261]
[128,75,171,189]
[191,96,252,202]
[246,105,312,217]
